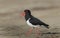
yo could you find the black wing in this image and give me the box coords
[29,16,49,29]
[29,17,45,25]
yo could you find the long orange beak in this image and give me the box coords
[20,12,25,16]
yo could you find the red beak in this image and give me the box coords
[20,12,25,16]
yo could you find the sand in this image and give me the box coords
[0,0,60,38]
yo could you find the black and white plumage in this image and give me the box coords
[22,9,49,29]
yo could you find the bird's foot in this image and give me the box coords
[35,27,41,38]
[25,28,33,37]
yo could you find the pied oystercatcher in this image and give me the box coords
[21,9,49,36]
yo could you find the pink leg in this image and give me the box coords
[35,27,40,37]
[25,28,33,36]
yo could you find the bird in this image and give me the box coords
[21,9,49,37]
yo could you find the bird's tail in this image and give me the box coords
[43,24,49,29]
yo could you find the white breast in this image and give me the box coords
[26,18,38,27]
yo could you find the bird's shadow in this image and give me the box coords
[0,25,60,38]
[42,32,60,34]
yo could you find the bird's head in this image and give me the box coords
[21,9,31,16]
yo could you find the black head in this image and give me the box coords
[24,9,31,15]
[21,9,32,20]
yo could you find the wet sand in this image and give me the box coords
[0,0,60,38]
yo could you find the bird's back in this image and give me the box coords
[29,16,49,29]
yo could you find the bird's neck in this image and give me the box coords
[25,14,32,21]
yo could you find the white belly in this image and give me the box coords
[26,18,38,27]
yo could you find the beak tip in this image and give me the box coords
[20,12,25,16]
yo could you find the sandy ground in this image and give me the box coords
[0,0,60,38]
